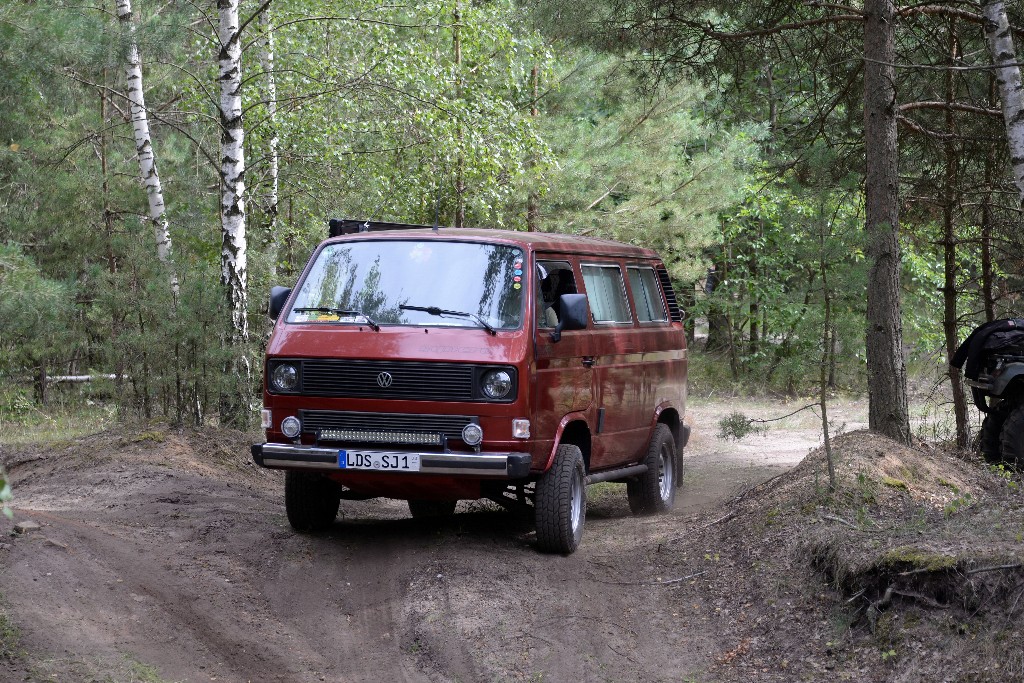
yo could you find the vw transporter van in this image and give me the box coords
[252,219,689,554]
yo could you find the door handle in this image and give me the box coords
[582,356,596,368]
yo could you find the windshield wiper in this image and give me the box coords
[292,307,380,332]
[399,305,496,335]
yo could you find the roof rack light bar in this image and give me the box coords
[328,218,445,238]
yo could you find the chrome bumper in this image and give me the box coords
[251,443,532,478]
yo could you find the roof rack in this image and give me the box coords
[328,218,442,238]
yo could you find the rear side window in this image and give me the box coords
[582,264,631,323]
[628,267,668,322]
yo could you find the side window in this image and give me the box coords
[581,264,631,324]
[628,266,669,323]
[536,260,577,328]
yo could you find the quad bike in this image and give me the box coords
[952,318,1024,468]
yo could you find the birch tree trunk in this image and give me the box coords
[115,0,178,299]
[218,0,249,422]
[984,0,1024,209]
[863,0,911,445]
[218,0,248,347]
[259,5,280,280]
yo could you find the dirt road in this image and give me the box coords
[0,399,863,682]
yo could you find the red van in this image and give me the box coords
[252,220,689,554]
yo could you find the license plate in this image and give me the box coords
[338,450,421,472]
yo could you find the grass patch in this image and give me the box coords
[0,403,116,447]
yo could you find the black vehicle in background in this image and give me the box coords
[953,318,1024,467]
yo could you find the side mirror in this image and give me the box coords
[550,293,588,342]
[269,286,292,320]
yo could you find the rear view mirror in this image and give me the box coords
[269,286,292,320]
[550,294,588,342]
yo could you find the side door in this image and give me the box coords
[533,257,595,459]
[578,260,648,470]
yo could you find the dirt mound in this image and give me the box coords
[0,424,275,512]
[652,430,1024,682]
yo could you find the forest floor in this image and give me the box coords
[1,397,1022,683]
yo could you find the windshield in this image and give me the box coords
[287,240,526,330]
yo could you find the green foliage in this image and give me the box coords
[539,53,760,281]
[717,411,763,440]
[0,244,74,374]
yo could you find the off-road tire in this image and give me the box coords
[285,471,341,532]
[979,408,1008,464]
[999,403,1024,469]
[534,444,586,554]
[627,424,676,515]
[407,499,458,519]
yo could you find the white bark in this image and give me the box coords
[259,6,280,279]
[116,0,179,298]
[984,0,1024,208]
[218,0,248,344]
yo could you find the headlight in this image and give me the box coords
[271,363,298,392]
[481,370,512,399]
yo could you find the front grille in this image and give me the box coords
[300,410,475,443]
[300,360,475,401]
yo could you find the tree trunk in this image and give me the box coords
[984,0,1024,209]
[453,1,465,228]
[863,0,911,444]
[942,20,969,448]
[218,0,250,421]
[218,0,248,343]
[982,74,997,323]
[820,225,836,492]
[527,61,540,231]
[115,0,178,299]
[259,4,280,280]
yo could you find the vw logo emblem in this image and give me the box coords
[376,372,394,388]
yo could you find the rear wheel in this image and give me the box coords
[285,471,341,532]
[535,444,586,554]
[628,424,676,515]
[999,403,1024,469]
[407,499,458,519]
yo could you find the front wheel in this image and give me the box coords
[535,444,586,554]
[628,424,676,515]
[285,471,341,532]
[999,403,1024,469]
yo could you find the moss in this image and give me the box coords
[878,546,957,572]
[131,430,166,443]
[881,477,909,491]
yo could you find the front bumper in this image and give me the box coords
[251,443,532,479]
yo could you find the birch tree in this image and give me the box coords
[984,0,1024,209]
[218,0,248,349]
[115,0,179,299]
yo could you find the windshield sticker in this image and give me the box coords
[514,283,521,290]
